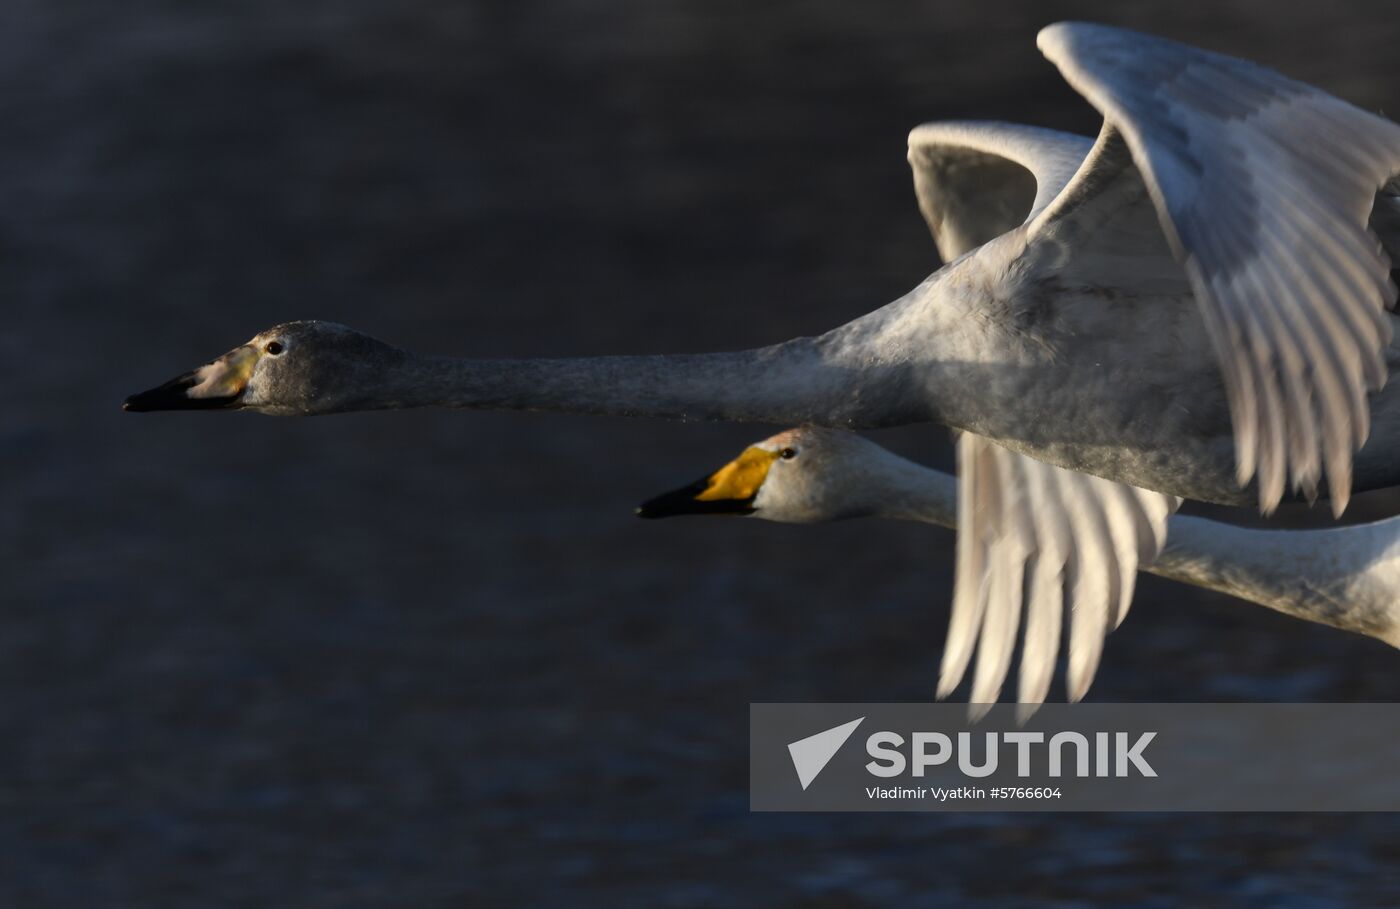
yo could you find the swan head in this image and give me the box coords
[636,427,908,523]
[123,321,404,416]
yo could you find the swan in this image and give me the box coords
[125,24,1400,695]
[123,23,1400,507]
[636,426,1400,711]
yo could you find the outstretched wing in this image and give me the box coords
[1032,22,1400,514]
[904,119,1183,713]
[907,121,1092,262]
[941,434,1179,718]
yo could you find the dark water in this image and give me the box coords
[6,0,1400,905]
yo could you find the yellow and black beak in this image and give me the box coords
[636,446,779,519]
[123,345,260,412]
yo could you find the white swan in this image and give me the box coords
[125,24,1400,694]
[637,427,1400,710]
[123,23,1400,505]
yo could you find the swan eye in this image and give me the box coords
[265,341,285,356]
[779,447,797,460]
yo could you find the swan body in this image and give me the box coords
[637,427,1400,708]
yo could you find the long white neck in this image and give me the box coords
[373,339,924,427]
[1151,516,1400,647]
[861,451,1400,647]
[335,273,995,428]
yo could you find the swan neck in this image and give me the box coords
[1150,516,1400,645]
[377,337,927,426]
[869,457,958,527]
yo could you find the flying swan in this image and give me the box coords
[637,427,1400,712]
[126,24,1400,701]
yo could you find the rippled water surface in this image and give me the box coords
[5,0,1400,904]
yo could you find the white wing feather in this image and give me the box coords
[907,119,1181,713]
[907,121,1092,264]
[1034,22,1400,514]
[942,435,1180,716]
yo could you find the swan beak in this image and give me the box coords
[123,345,260,412]
[635,446,778,519]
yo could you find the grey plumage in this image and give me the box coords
[1038,23,1400,515]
